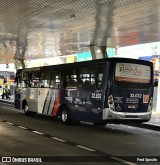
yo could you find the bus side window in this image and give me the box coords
[30,71,40,88]
[83,80,92,89]
[64,69,78,88]
[50,71,62,88]
[97,65,104,89]
[22,80,30,88]
[31,80,39,87]
[79,67,96,89]
[22,72,31,88]
[40,71,50,88]
[40,80,50,88]
[78,79,83,88]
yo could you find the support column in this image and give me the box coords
[90,0,114,60]
[90,45,107,60]
[14,59,25,70]
[14,21,28,70]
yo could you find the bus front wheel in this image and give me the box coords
[61,107,70,125]
[23,104,31,116]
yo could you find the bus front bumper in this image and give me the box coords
[103,108,152,122]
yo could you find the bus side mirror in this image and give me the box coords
[14,77,18,83]
[3,78,7,84]
[154,81,158,87]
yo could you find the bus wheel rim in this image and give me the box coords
[24,105,28,112]
[62,110,68,122]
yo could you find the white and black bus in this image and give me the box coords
[15,58,154,125]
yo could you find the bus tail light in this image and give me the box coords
[108,95,115,111]
[148,97,153,112]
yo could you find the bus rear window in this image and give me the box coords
[115,63,151,83]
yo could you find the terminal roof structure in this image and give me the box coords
[0,0,159,64]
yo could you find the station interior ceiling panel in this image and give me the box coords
[0,0,160,64]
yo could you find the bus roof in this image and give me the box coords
[18,57,153,72]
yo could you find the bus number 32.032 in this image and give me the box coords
[130,93,142,98]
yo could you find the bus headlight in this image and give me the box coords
[108,95,115,111]
[147,97,153,112]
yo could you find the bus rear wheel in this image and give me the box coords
[61,107,70,125]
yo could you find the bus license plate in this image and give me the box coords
[128,105,136,109]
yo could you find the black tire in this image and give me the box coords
[60,106,70,125]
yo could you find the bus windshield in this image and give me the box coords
[115,63,151,84]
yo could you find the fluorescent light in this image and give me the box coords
[60,54,77,58]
